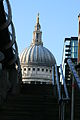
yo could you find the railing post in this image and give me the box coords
[61,102,65,120]
[71,77,74,120]
[59,104,61,120]
[67,59,80,89]
[55,64,61,101]
[60,64,69,99]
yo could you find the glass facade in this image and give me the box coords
[61,37,78,84]
[71,40,78,58]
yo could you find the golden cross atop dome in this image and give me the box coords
[78,13,80,18]
[38,13,39,17]
[37,13,40,24]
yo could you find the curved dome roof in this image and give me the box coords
[20,14,56,67]
[20,44,56,67]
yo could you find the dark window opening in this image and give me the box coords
[28,68,30,71]
[37,68,40,71]
[36,33,39,39]
[46,69,48,72]
[33,68,35,71]
[24,68,26,71]
[42,68,44,72]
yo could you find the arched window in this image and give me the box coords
[37,68,40,71]
[42,68,44,72]
[33,68,35,71]
[46,69,48,72]
[50,70,52,73]
[24,68,26,71]
[28,68,30,71]
[36,33,39,39]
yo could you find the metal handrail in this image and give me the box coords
[55,64,61,101]
[0,0,22,81]
[0,0,12,31]
[60,64,69,100]
[67,59,80,89]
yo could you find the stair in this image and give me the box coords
[0,84,59,120]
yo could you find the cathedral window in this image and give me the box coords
[24,68,26,71]
[28,68,31,71]
[46,69,48,72]
[50,70,52,73]
[37,68,40,71]
[33,68,35,71]
[42,68,44,72]
[36,33,39,39]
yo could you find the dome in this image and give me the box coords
[20,14,56,67]
[19,14,56,84]
[20,44,56,67]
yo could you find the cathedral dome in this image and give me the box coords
[20,44,56,67]
[19,14,56,84]
[20,14,56,67]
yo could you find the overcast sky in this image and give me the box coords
[10,0,80,65]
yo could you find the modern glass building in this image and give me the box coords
[61,37,78,84]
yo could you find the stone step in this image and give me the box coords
[0,84,59,120]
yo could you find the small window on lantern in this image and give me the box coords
[36,33,39,39]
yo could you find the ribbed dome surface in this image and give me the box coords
[20,14,56,67]
[20,44,56,67]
